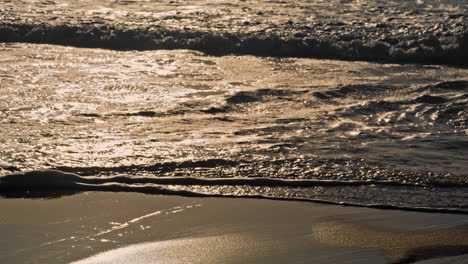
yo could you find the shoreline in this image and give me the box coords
[1,192,467,264]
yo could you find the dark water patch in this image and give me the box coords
[0,166,20,172]
[203,88,308,114]
[85,109,195,118]
[433,103,468,128]
[435,139,468,150]
[434,80,468,90]
[109,111,163,117]
[312,84,397,102]
[211,116,235,122]
[269,143,297,151]
[336,84,398,97]
[81,111,166,118]
[255,88,308,96]
[414,80,468,93]
[234,125,301,136]
[311,92,333,100]
[201,106,232,114]
[343,100,404,116]
[413,94,448,104]
[80,113,102,118]
[132,111,159,117]
[226,88,307,104]
[322,91,345,98]
[226,91,261,104]
[275,118,308,124]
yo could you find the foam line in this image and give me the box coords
[0,170,429,189]
[1,170,468,215]
[1,23,467,66]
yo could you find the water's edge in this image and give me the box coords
[1,168,467,214]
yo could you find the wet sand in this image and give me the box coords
[1,192,467,264]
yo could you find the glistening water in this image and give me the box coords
[0,0,467,213]
[1,43,467,213]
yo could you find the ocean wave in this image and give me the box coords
[1,23,467,66]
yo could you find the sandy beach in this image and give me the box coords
[1,192,467,264]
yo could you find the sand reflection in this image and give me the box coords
[312,220,468,263]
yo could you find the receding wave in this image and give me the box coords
[1,167,467,214]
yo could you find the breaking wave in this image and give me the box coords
[1,23,467,66]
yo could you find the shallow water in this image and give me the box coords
[0,42,467,213]
[1,0,468,212]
